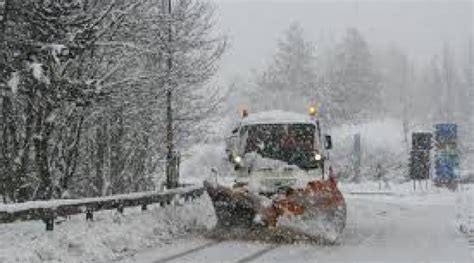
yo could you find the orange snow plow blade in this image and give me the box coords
[204,178,346,243]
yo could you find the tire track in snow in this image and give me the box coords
[153,240,224,263]
[152,240,280,263]
[236,244,280,263]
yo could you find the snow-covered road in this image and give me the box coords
[125,193,473,263]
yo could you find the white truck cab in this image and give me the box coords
[225,110,332,195]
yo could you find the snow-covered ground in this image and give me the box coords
[457,184,474,235]
[121,182,474,263]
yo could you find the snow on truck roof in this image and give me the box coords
[240,110,316,126]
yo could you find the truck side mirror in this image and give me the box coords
[324,135,333,150]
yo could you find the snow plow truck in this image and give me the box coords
[204,108,346,244]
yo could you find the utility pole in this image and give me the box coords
[164,0,177,189]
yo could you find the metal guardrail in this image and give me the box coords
[0,185,205,231]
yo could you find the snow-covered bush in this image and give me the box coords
[329,118,409,183]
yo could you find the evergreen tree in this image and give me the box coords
[256,23,320,112]
[328,28,380,122]
[377,45,413,142]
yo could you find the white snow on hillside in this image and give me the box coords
[330,118,407,156]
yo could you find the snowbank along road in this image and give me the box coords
[124,189,473,263]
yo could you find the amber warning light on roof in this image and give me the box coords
[309,105,318,117]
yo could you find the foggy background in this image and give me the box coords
[215,0,472,81]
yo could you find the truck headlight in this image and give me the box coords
[234,155,242,164]
[315,154,322,161]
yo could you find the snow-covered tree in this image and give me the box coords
[0,0,227,201]
[419,44,462,124]
[255,23,320,113]
[376,45,414,143]
[327,28,381,122]
[65,0,227,197]
[0,0,145,200]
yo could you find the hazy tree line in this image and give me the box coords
[0,0,225,203]
[377,42,473,135]
[226,24,381,124]
[228,23,473,134]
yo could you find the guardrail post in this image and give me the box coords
[86,209,93,221]
[45,218,54,231]
[117,202,124,214]
[43,210,54,231]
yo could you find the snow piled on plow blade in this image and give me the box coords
[204,180,346,245]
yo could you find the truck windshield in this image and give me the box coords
[240,123,317,169]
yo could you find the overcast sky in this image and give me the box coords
[213,0,473,82]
